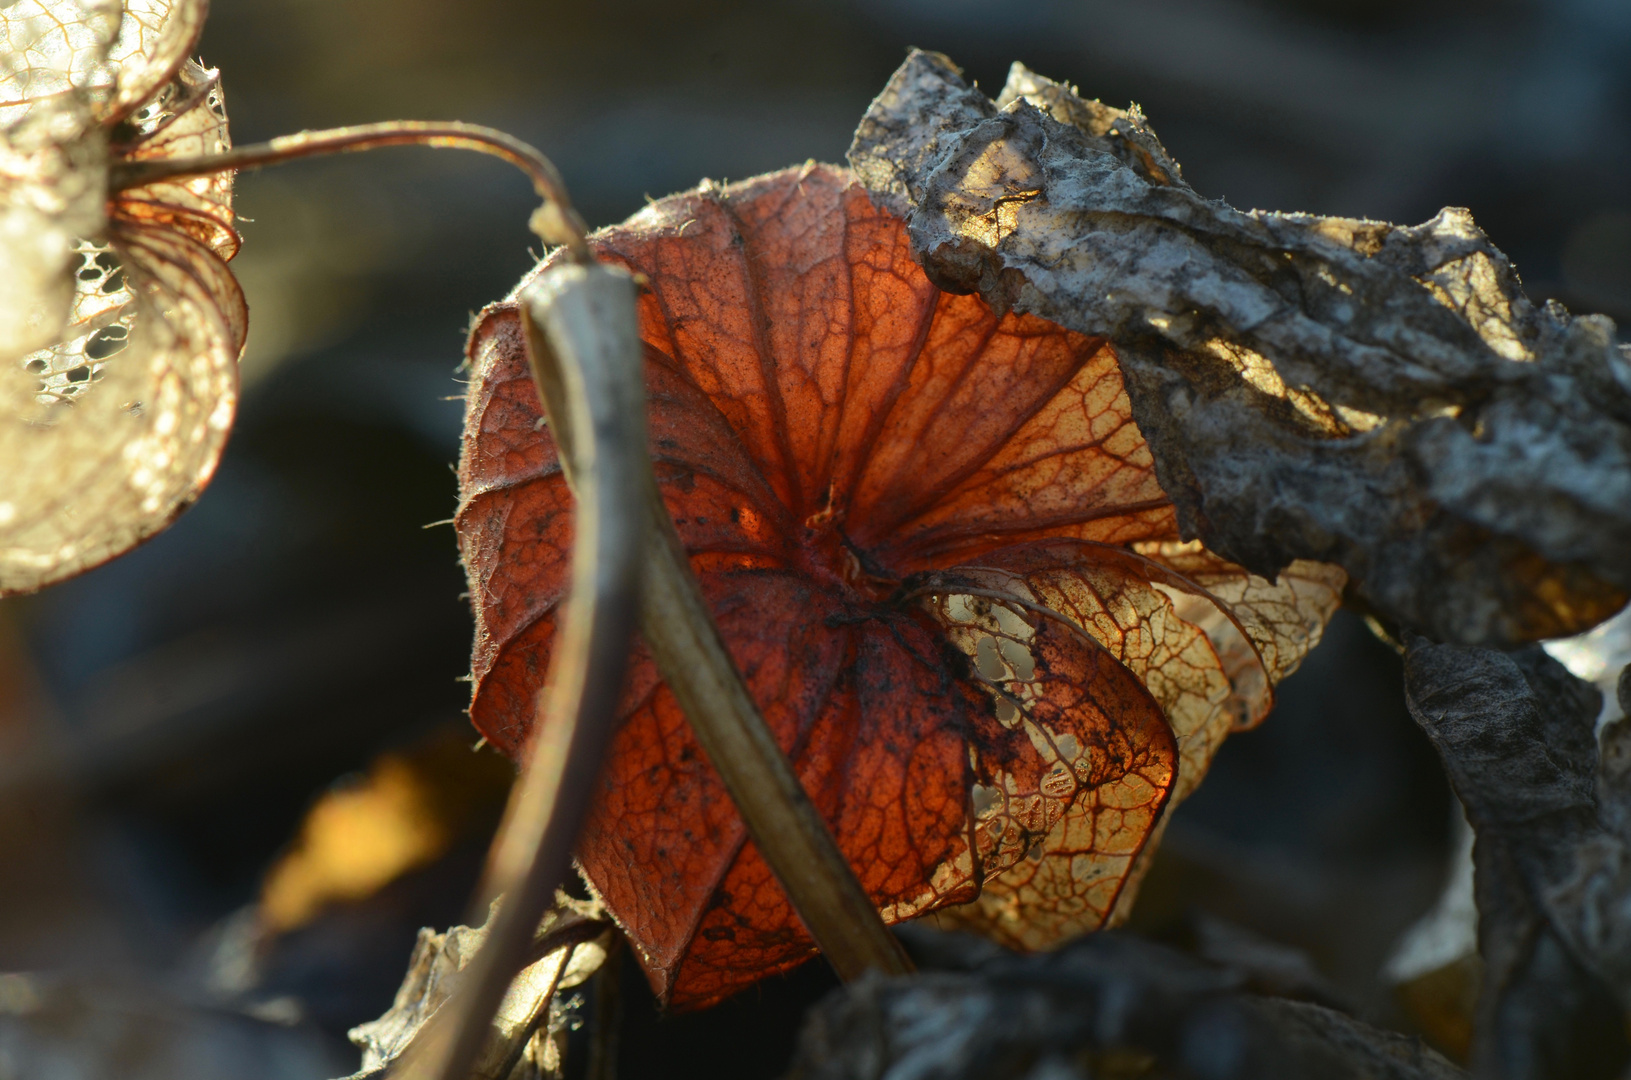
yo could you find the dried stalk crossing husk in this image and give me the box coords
[637,467,915,983]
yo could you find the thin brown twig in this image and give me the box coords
[518,916,612,976]
[107,120,592,261]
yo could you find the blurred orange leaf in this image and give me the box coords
[258,727,513,936]
[260,755,451,936]
[459,164,1343,1010]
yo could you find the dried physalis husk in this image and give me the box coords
[458,164,1345,1007]
[1,0,243,594]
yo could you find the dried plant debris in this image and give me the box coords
[849,51,1631,646]
[1180,910,1353,1013]
[1403,638,1631,1078]
[787,932,1465,1080]
[342,895,611,1080]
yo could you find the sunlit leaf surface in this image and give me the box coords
[457,164,1342,1009]
[0,0,243,595]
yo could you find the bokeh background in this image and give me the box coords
[2,0,1628,1075]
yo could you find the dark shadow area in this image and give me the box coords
[1127,610,1455,1026]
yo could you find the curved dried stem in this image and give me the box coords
[108,120,591,260]
[394,265,647,1080]
[395,257,906,1080]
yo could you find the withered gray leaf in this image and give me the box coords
[1403,638,1631,1078]
[788,932,1464,1080]
[848,50,1631,645]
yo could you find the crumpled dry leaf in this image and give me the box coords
[458,164,1341,1008]
[0,0,245,595]
[1403,638,1631,1078]
[848,51,1631,646]
[342,895,611,1080]
[1601,672,1631,845]
[787,931,1466,1080]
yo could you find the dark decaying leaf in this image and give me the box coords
[1403,638,1631,1078]
[786,931,1466,1080]
[848,50,1631,646]
[1545,605,1631,733]
[457,164,1341,1009]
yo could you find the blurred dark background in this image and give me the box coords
[1,0,1627,1075]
